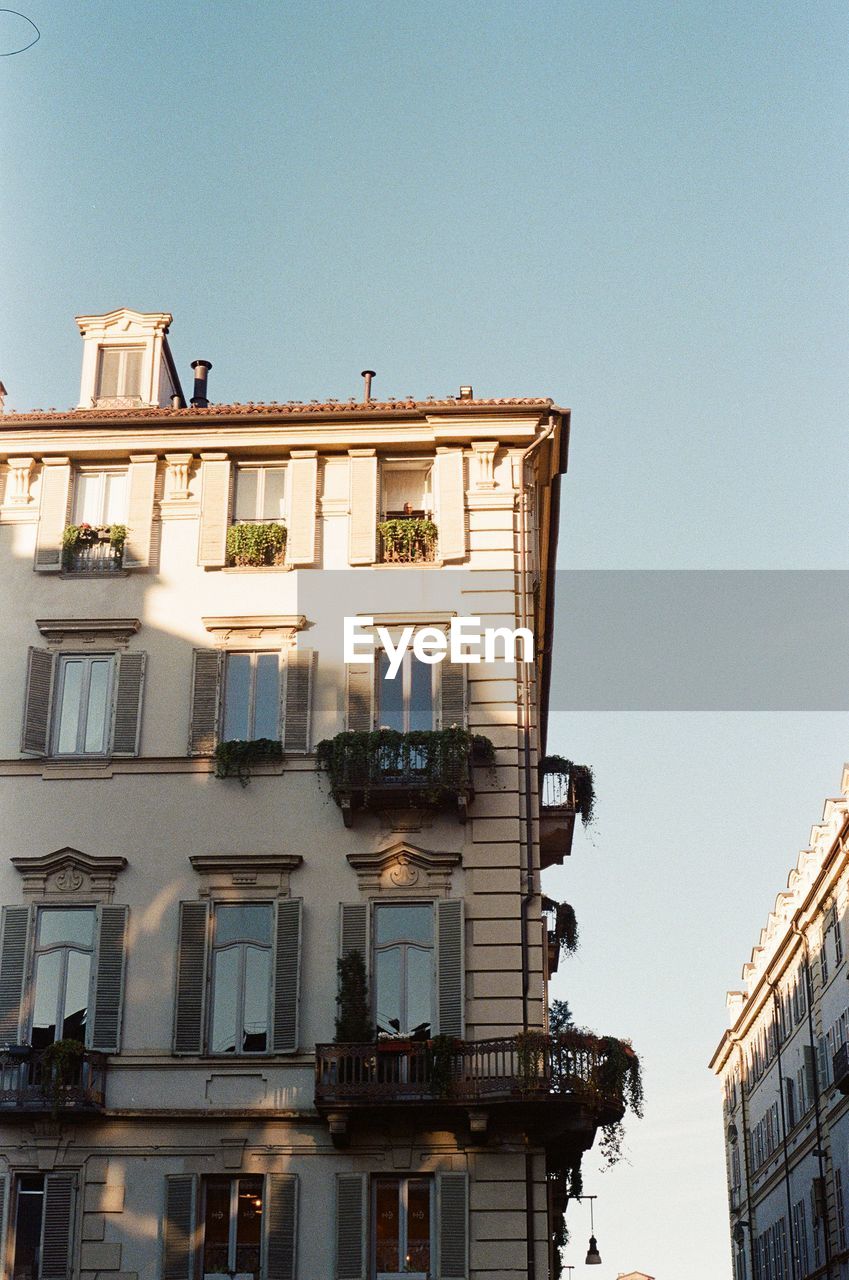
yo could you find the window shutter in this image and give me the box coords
[40,1172,75,1280]
[163,1175,197,1280]
[173,902,210,1054]
[188,649,223,755]
[197,457,231,566]
[335,1174,366,1280]
[437,898,464,1037]
[437,1172,469,1280]
[348,452,377,564]
[282,648,314,753]
[265,1173,298,1280]
[0,1174,7,1271]
[439,656,466,729]
[288,451,317,565]
[111,651,146,756]
[122,456,157,568]
[272,899,302,1053]
[34,461,71,571]
[435,448,466,562]
[90,905,128,1052]
[21,647,54,756]
[345,664,374,731]
[340,903,368,962]
[0,905,30,1042]
[98,349,120,399]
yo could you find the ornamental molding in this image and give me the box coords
[11,847,128,902]
[202,615,306,644]
[346,840,461,894]
[190,852,303,899]
[36,617,141,647]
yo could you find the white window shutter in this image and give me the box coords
[287,451,317,565]
[111,652,146,756]
[90,905,128,1052]
[21,647,55,756]
[335,1173,366,1280]
[0,905,30,1043]
[435,448,466,561]
[163,1175,197,1280]
[272,899,302,1053]
[197,456,231,566]
[437,1172,469,1280]
[348,451,377,564]
[172,902,210,1054]
[282,648,314,753]
[34,461,71,571]
[438,656,466,729]
[122,456,157,568]
[345,664,374,731]
[188,649,223,755]
[339,903,368,962]
[40,1173,76,1280]
[437,898,464,1037]
[265,1174,298,1280]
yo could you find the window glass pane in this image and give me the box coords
[375,905,433,947]
[31,951,61,1049]
[122,349,142,397]
[407,1180,431,1272]
[375,949,401,1036]
[62,949,91,1042]
[235,469,259,521]
[243,948,270,1052]
[203,1178,231,1276]
[57,660,84,753]
[383,465,430,515]
[12,1177,45,1280]
[406,948,433,1039]
[83,658,111,753]
[253,654,280,740]
[236,1177,263,1268]
[210,948,239,1054]
[374,1178,400,1273]
[261,468,287,520]
[215,904,273,947]
[38,908,95,948]
[409,658,434,731]
[103,471,127,523]
[73,472,102,524]
[378,652,404,731]
[223,654,251,741]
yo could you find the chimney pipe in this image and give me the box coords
[459,385,473,400]
[170,392,182,410]
[190,360,212,408]
[360,369,376,404]
[0,382,6,413]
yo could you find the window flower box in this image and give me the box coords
[61,523,126,573]
[225,521,286,567]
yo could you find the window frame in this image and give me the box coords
[207,902,274,1056]
[199,1174,265,1278]
[220,649,283,743]
[372,902,435,1040]
[29,905,97,1050]
[51,652,116,758]
[371,1174,434,1280]
[376,648,438,733]
[232,463,289,525]
[71,465,129,527]
[96,346,144,402]
[380,457,434,520]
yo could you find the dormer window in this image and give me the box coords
[96,346,144,405]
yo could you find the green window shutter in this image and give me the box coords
[0,906,30,1042]
[437,1172,469,1280]
[21,647,54,756]
[163,1175,197,1280]
[340,903,368,962]
[335,1173,366,1280]
[348,451,377,564]
[345,664,374,732]
[288,451,317,565]
[282,648,314,753]
[188,649,223,755]
[435,448,466,562]
[437,899,464,1038]
[40,1172,75,1280]
[111,651,146,756]
[123,456,157,568]
[90,905,128,1052]
[265,1173,298,1280]
[272,899,302,1054]
[173,902,210,1054]
[197,457,231,566]
[438,656,466,729]
[34,461,71,571]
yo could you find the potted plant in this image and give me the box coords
[377,516,438,563]
[226,521,286,567]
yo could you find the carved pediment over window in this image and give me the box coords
[202,615,306,645]
[190,852,303,899]
[346,839,461,895]
[36,617,141,647]
[11,847,128,902]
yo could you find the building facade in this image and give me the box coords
[712,767,849,1280]
[0,309,627,1280]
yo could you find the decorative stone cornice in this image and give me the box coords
[189,853,303,898]
[346,840,461,894]
[36,617,141,646]
[202,616,306,644]
[11,847,128,902]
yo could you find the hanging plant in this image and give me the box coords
[334,950,372,1042]
[41,1037,85,1115]
[539,755,596,826]
[214,738,283,786]
[226,521,287,567]
[378,517,438,563]
[316,727,494,811]
[555,902,579,956]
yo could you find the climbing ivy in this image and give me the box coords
[214,738,283,786]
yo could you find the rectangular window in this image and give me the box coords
[209,903,273,1054]
[30,906,96,1049]
[374,903,434,1039]
[12,1174,46,1279]
[72,468,128,526]
[373,1176,432,1279]
[377,651,436,732]
[222,652,281,741]
[381,460,433,519]
[53,654,115,756]
[233,465,288,523]
[97,347,143,401]
[201,1176,263,1279]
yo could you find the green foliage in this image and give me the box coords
[555,901,579,956]
[335,950,372,1042]
[41,1037,85,1115]
[226,521,287,567]
[61,522,127,568]
[315,727,494,811]
[540,755,596,827]
[377,516,438,562]
[214,738,283,786]
[515,1030,548,1092]
[427,1034,458,1098]
[548,999,574,1034]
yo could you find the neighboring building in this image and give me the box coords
[0,308,630,1280]
[616,1272,655,1280]
[711,767,849,1280]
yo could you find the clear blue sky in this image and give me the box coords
[2,2,847,1274]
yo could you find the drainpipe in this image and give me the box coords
[766,977,799,1280]
[735,1039,757,1280]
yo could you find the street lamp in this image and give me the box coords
[571,1195,602,1265]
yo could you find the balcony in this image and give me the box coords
[539,757,594,869]
[0,1045,106,1114]
[62,524,125,574]
[316,729,493,827]
[833,1042,849,1095]
[315,1032,629,1148]
[542,897,578,976]
[377,517,438,564]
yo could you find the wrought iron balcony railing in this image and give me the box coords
[64,541,124,574]
[0,1046,106,1113]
